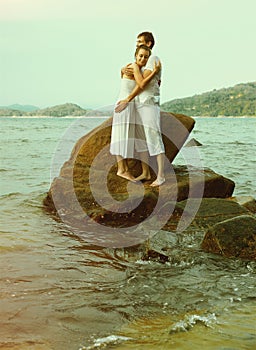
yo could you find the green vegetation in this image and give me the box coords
[0,108,24,116]
[30,103,87,117]
[0,104,39,112]
[161,82,256,116]
[0,103,87,117]
[1,82,255,117]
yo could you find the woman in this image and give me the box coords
[110,45,161,182]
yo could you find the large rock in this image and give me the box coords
[44,111,196,216]
[230,196,256,214]
[44,112,255,257]
[112,199,255,262]
[44,113,234,223]
[167,197,250,230]
[56,111,195,177]
[201,215,256,260]
[147,198,254,261]
[86,166,235,228]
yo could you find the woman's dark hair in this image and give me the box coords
[134,45,151,58]
[137,31,155,49]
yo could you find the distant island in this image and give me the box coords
[0,103,90,117]
[0,103,40,112]
[0,102,113,117]
[161,82,256,117]
[0,82,255,117]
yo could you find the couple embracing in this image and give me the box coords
[110,32,165,187]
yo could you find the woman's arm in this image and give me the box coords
[114,84,142,113]
[114,60,161,113]
[125,61,161,102]
[132,61,161,89]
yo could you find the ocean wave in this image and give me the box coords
[0,191,24,198]
[169,313,217,334]
[0,168,12,172]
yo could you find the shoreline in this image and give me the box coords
[0,115,255,119]
[0,115,110,119]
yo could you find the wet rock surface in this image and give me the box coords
[201,215,256,260]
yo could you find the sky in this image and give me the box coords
[0,0,255,110]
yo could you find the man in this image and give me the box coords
[115,32,165,187]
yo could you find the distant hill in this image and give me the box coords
[1,82,255,117]
[0,103,88,117]
[0,104,39,112]
[27,103,87,117]
[161,82,256,116]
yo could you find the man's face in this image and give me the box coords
[136,36,149,48]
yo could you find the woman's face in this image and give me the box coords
[135,48,150,67]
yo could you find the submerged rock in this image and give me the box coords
[184,138,203,147]
[201,215,256,260]
[135,198,254,262]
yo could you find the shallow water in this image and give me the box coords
[0,117,255,349]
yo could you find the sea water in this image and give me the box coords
[0,117,255,350]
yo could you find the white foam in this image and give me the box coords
[79,334,132,349]
[169,313,217,334]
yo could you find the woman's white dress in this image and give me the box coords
[110,78,136,158]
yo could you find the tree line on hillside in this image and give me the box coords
[1,82,255,117]
[161,82,256,116]
[0,103,87,117]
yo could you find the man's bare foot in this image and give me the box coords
[135,173,151,181]
[150,177,165,187]
[117,171,137,182]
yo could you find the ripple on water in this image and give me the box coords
[80,302,256,350]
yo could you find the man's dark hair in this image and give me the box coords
[137,31,155,49]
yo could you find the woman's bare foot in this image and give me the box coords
[150,177,165,187]
[117,171,137,182]
[135,173,151,181]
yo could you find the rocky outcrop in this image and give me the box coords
[128,198,255,262]
[44,112,234,218]
[43,111,255,261]
[44,112,196,215]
